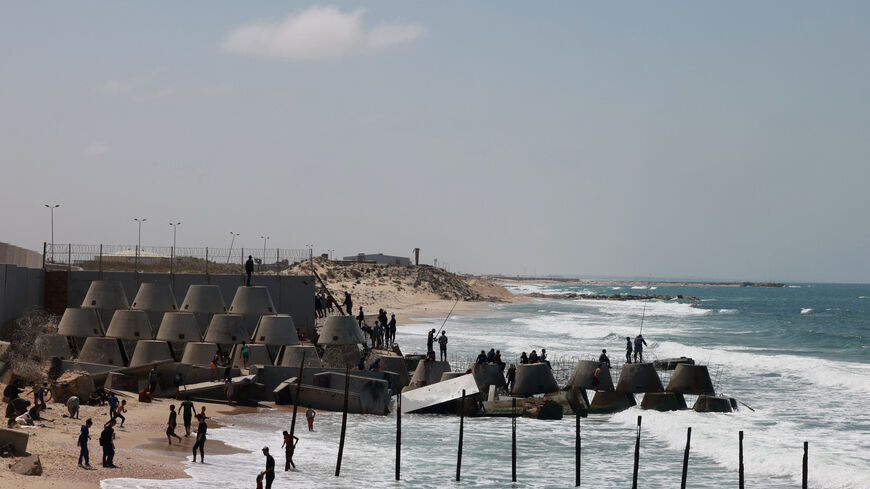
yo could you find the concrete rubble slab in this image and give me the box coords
[396,373,479,414]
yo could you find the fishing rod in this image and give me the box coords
[434,299,460,338]
[638,274,653,335]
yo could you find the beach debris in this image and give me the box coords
[405,360,451,392]
[9,454,42,476]
[640,392,687,411]
[52,370,95,403]
[397,373,479,414]
[0,428,29,456]
[693,394,737,413]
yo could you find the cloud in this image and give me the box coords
[84,142,109,156]
[221,5,425,60]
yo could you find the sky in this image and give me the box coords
[1,2,869,283]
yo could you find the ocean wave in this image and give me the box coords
[717,309,738,314]
[801,308,813,314]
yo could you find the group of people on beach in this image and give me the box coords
[314,293,337,318]
[426,328,449,361]
[358,306,397,349]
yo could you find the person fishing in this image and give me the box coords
[633,334,648,363]
[438,331,448,361]
[625,336,633,363]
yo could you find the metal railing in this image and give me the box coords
[43,243,309,275]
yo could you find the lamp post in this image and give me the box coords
[306,244,314,273]
[133,218,146,269]
[328,249,334,260]
[44,204,60,263]
[228,231,240,263]
[260,236,270,271]
[170,222,181,269]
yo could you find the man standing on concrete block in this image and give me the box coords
[245,255,255,286]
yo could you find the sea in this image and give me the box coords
[103,282,870,488]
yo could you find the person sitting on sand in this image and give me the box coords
[15,410,34,426]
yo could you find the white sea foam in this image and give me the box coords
[718,308,738,314]
[800,308,813,314]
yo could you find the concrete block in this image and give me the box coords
[566,360,614,391]
[155,312,201,342]
[640,392,687,411]
[251,315,299,346]
[693,394,734,413]
[204,314,248,344]
[665,364,715,395]
[180,284,227,314]
[228,286,275,315]
[0,428,29,456]
[232,344,272,368]
[318,316,364,345]
[81,280,130,310]
[57,308,103,337]
[278,344,322,368]
[589,391,635,414]
[77,337,125,366]
[406,360,451,391]
[615,363,664,393]
[131,282,178,312]
[180,342,218,367]
[33,335,72,360]
[128,340,174,367]
[512,363,559,396]
[105,310,153,340]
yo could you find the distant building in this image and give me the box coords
[342,253,411,266]
[101,249,169,265]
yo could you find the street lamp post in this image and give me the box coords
[328,249,335,260]
[260,236,270,271]
[228,232,240,263]
[44,204,60,263]
[170,222,181,271]
[306,244,314,273]
[133,218,146,270]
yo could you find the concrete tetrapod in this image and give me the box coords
[81,280,130,310]
[405,360,451,392]
[665,364,715,395]
[156,312,201,342]
[278,344,323,368]
[131,282,178,312]
[33,335,72,360]
[129,339,174,367]
[511,362,560,396]
[252,315,300,346]
[565,360,615,392]
[471,363,507,393]
[204,314,248,344]
[615,362,664,393]
[105,310,153,340]
[318,316,365,345]
[78,337,125,366]
[227,286,275,315]
[57,308,103,337]
[180,284,227,314]
[232,344,272,368]
[181,342,218,367]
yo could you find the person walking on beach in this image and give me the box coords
[192,413,207,463]
[180,399,196,437]
[166,405,182,446]
[598,349,610,367]
[100,419,116,468]
[77,418,92,468]
[306,405,315,431]
[245,255,255,286]
[260,447,276,489]
[281,430,299,470]
[625,336,633,364]
[438,331,448,361]
[633,334,648,363]
[106,391,118,419]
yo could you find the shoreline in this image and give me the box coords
[493,277,787,287]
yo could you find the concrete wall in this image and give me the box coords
[0,242,43,269]
[66,271,315,335]
[0,264,45,336]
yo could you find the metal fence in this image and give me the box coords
[43,243,309,275]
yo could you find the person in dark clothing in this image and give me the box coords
[180,400,195,437]
[245,255,255,286]
[592,364,602,390]
[282,430,299,471]
[343,292,353,316]
[388,314,397,345]
[476,350,487,365]
[78,418,92,468]
[494,350,505,370]
[438,331,448,361]
[166,405,182,445]
[540,348,551,369]
[625,337,633,363]
[357,306,365,328]
[378,309,388,333]
[486,348,495,363]
[426,329,436,354]
[528,350,539,363]
[149,366,159,395]
[598,349,610,366]
[506,364,516,392]
[3,379,22,401]
[106,392,119,419]
[314,295,323,318]
[100,419,116,468]
[633,334,648,363]
[520,352,528,364]
[192,414,207,462]
[261,447,276,489]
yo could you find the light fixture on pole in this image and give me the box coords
[328,249,334,260]
[133,218,146,269]
[44,204,60,263]
[228,232,240,263]
[260,235,270,270]
[170,222,181,268]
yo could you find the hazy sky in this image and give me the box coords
[2,2,869,282]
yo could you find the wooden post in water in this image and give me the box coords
[395,392,401,481]
[575,412,581,487]
[632,415,642,489]
[456,389,465,481]
[335,366,350,476]
[739,431,744,489]
[802,441,808,489]
[511,397,517,482]
[289,352,306,443]
[681,427,691,489]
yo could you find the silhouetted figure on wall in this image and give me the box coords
[245,255,254,286]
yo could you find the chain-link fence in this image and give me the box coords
[43,243,309,275]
